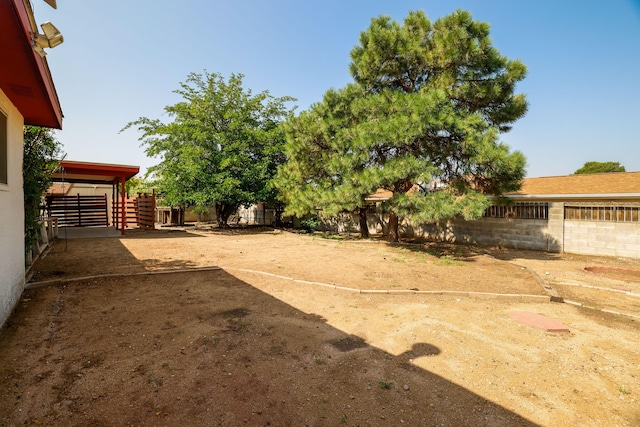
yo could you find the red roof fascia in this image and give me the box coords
[59,160,140,181]
[0,0,63,128]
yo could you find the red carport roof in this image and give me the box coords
[52,160,139,184]
[0,0,63,128]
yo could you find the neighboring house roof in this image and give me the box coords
[507,172,640,200]
[365,188,393,201]
[365,185,421,202]
[366,172,640,203]
[0,0,63,128]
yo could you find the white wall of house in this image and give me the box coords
[0,89,26,328]
[237,204,277,226]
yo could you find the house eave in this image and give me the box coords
[503,193,640,201]
[0,0,63,129]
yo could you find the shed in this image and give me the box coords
[50,160,139,235]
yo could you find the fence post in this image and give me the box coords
[77,193,81,227]
[151,189,156,230]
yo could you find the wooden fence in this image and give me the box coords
[47,192,155,230]
[46,194,108,227]
[113,192,156,230]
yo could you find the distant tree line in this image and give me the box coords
[574,161,625,174]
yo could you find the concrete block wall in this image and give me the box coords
[410,216,561,252]
[411,202,565,252]
[319,202,566,253]
[183,206,216,223]
[320,212,386,235]
[547,202,565,251]
[316,201,640,259]
[564,220,640,258]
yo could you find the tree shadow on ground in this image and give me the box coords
[0,269,539,426]
[481,247,562,262]
[123,228,207,239]
[394,239,565,264]
[313,233,485,262]
[158,224,282,237]
[385,240,486,264]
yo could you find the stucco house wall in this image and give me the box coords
[0,88,25,327]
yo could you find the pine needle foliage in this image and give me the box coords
[274,9,528,241]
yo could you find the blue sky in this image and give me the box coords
[34,0,640,178]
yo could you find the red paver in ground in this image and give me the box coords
[509,311,570,333]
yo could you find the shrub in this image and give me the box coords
[300,215,320,232]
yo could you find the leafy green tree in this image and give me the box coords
[574,161,625,174]
[123,72,294,227]
[275,10,527,241]
[125,176,156,196]
[23,126,63,250]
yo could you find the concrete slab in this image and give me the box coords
[58,227,122,239]
[509,311,570,333]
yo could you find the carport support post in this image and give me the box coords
[113,181,119,229]
[120,176,126,235]
[111,183,116,227]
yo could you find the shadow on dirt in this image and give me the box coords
[0,269,539,426]
[30,236,202,283]
[313,234,488,263]
[482,247,562,262]
[123,228,207,239]
[156,224,281,237]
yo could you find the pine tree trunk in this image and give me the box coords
[358,207,369,238]
[388,211,399,242]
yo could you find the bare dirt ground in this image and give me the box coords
[1,227,639,426]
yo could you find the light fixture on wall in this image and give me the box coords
[33,21,64,57]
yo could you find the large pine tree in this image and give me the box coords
[275,10,528,241]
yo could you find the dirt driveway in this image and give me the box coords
[1,227,639,426]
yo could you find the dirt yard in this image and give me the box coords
[1,227,639,426]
